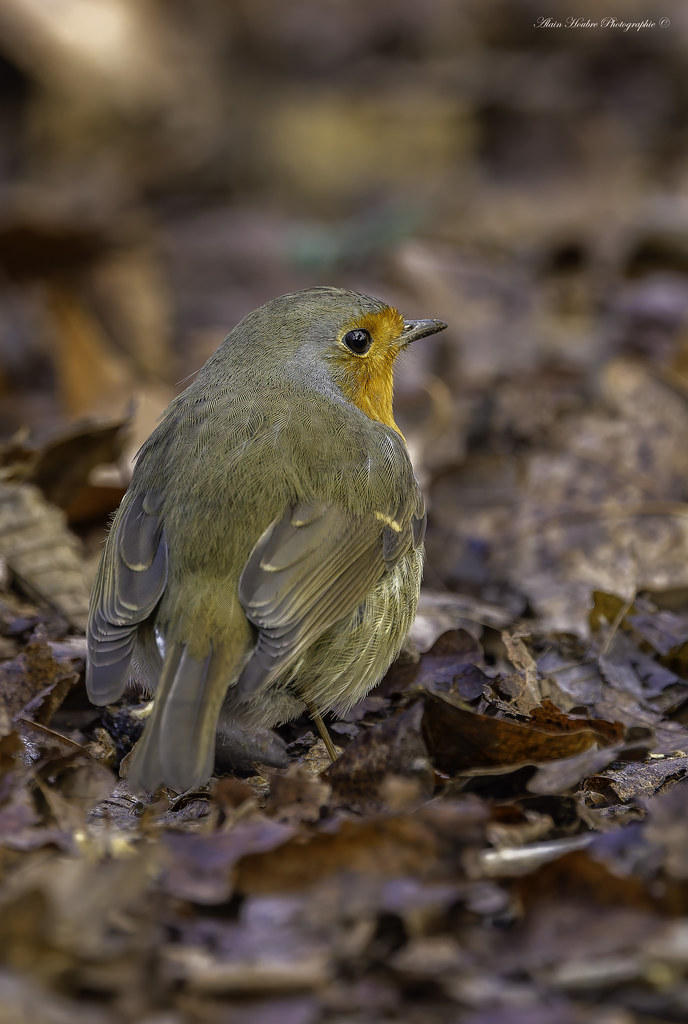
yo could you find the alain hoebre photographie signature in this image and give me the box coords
[534,16,671,30]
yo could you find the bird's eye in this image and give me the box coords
[343,328,372,355]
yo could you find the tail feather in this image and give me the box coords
[126,643,228,792]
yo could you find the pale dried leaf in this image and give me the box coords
[0,482,90,629]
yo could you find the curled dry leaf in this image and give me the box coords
[215,717,289,776]
[414,628,488,701]
[421,692,625,777]
[583,753,688,806]
[18,417,129,515]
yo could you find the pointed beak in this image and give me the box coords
[396,318,448,348]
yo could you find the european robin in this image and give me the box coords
[86,287,447,791]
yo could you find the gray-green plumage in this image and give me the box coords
[86,287,446,791]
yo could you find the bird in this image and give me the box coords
[85,286,447,791]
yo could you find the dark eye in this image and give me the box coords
[343,328,372,355]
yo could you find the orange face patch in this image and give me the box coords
[334,306,406,436]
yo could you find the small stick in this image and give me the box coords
[306,701,338,761]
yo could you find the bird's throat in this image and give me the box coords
[344,350,402,437]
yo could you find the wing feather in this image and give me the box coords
[86,491,168,704]
[236,498,422,700]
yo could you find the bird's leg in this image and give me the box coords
[305,701,338,761]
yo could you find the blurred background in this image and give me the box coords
[0,0,687,623]
[4,7,688,1019]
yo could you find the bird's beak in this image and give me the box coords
[396,318,448,348]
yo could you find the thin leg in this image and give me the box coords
[306,701,338,761]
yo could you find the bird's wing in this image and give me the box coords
[236,498,425,700]
[86,490,168,704]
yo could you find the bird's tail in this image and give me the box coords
[126,642,227,792]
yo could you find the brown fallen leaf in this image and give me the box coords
[0,628,78,740]
[161,818,297,904]
[2,416,129,505]
[583,753,688,805]
[513,849,659,915]
[28,418,129,514]
[528,739,647,797]
[265,764,331,823]
[0,846,160,976]
[0,773,70,853]
[47,283,137,421]
[235,800,486,896]
[414,628,488,701]
[421,692,624,776]
[326,702,432,814]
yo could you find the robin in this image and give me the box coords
[86,287,447,791]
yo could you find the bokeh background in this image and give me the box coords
[2,0,688,621]
[4,5,688,1023]
[2,0,688,600]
